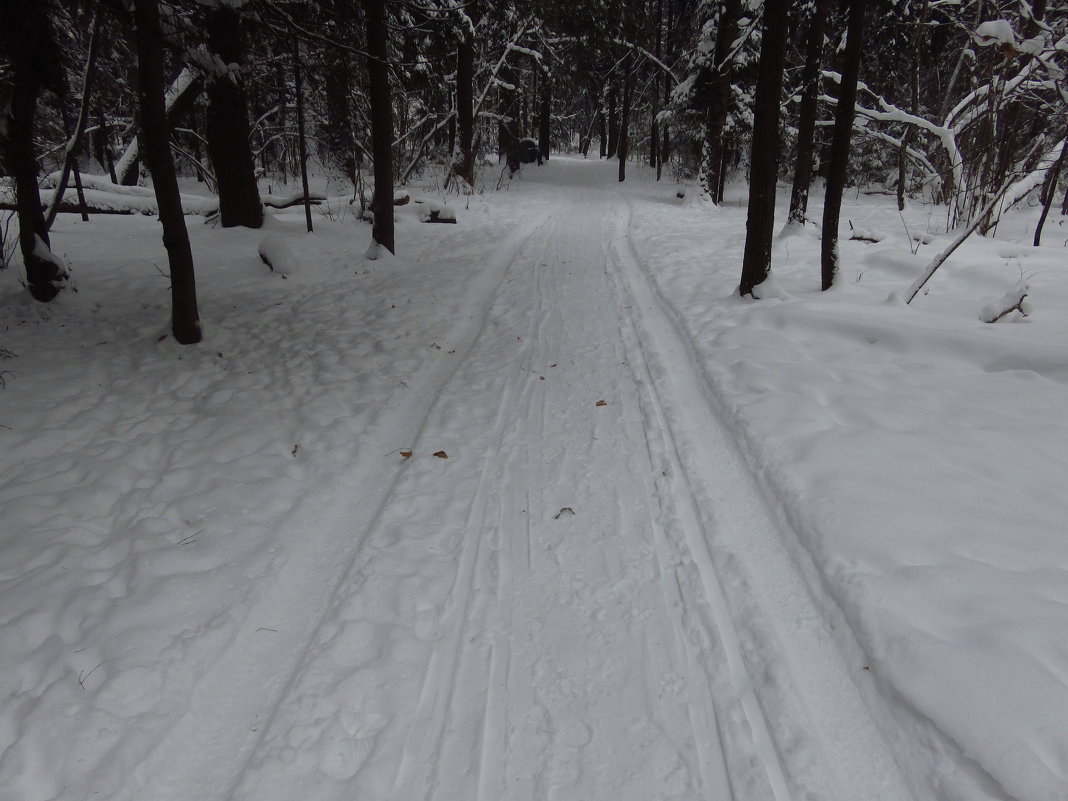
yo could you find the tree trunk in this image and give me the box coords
[205,6,262,229]
[538,78,551,164]
[787,0,829,226]
[702,0,742,203]
[323,0,358,184]
[606,81,619,159]
[497,62,522,174]
[0,0,67,300]
[650,0,662,170]
[1034,134,1068,246]
[292,33,313,233]
[618,66,632,182]
[364,0,395,253]
[453,27,476,186]
[133,0,201,344]
[45,5,103,231]
[739,0,790,296]
[820,0,866,291]
[598,110,608,158]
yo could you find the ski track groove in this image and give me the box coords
[102,211,553,801]
[606,186,917,801]
[107,164,923,801]
[391,210,558,801]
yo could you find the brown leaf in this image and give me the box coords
[399,450,413,459]
[433,450,449,459]
[595,400,607,407]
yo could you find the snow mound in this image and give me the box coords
[258,233,299,274]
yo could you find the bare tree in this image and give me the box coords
[821,0,866,291]
[133,0,201,344]
[739,0,790,296]
[364,0,395,254]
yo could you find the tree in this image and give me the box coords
[452,16,477,187]
[739,0,790,296]
[820,0,866,291]
[364,0,395,254]
[133,0,201,344]
[701,0,742,203]
[204,4,263,229]
[0,0,69,301]
[786,0,830,227]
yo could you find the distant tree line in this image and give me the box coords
[1,0,1065,339]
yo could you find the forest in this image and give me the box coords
[2,0,1066,337]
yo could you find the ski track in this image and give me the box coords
[111,161,920,801]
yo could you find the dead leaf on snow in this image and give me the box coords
[400,450,413,459]
[433,450,448,459]
[596,400,607,407]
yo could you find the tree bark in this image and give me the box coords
[45,5,103,231]
[606,80,619,158]
[820,0,866,291]
[787,0,829,226]
[205,6,262,229]
[538,77,551,164]
[739,0,790,296]
[364,0,395,253]
[133,0,201,344]
[453,27,476,186]
[292,33,313,233]
[702,0,742,203]
[0,0,67,300]
[618,66,632,182]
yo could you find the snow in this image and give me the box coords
[257,232,299,274]
[975,19,1018,47]
[2,159,1067,801]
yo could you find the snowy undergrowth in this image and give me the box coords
[625,170,1068,801]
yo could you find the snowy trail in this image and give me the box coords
[109,161,915,801]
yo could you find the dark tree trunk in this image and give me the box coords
[292,34,313,233]
[821,0,866,291]
[650,0,662,170]
[538,78,551,164]
[497,63,522,174]
[45,6,103,232]
[739,0,790,296]
[702,0,742,203]
[453,28,475,186]
[323,0,358,184]
[659,0,674,180]
[95,103,117,182]
[1034,134,1068,247]
[606,81,619,159]
[598,111,608,158]
[0,0,67,300]
[205,6,262,229]
[618,67,632,182]
[364,0,395,253]
[787,0,829,226]
[133,0,201,344]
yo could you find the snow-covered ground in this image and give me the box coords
[1,158,1065,801]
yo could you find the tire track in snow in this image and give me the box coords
[603,189,918,801]
[102,212,553,801]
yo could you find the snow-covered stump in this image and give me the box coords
[258,234,298,275]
